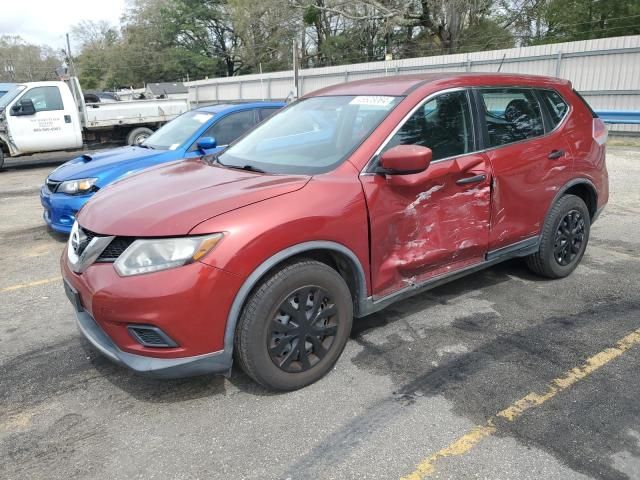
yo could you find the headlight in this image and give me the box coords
[59,178,97,194]
[114,234,223,276]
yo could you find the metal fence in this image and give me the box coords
[186,34,640,134]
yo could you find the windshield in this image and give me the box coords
[218,95,402,174]
[143,110,214,150]
[0,86,26,109]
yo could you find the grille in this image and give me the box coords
[128,326,178,348]
[97,237,135,262]
[46,179,62,193]
[76,227,133,261]
[76,227,97,256]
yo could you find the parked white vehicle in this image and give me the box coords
[0,77,190,168]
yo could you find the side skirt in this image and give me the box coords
[357,236,540,317]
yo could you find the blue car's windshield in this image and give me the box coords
[218,95,402,175]
[143,110,215,150]
[0,86,25,109]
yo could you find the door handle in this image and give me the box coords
[548,149,565,160]
[64,115,72,124]
[456,174,486,185]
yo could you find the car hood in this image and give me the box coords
[77,158,311,236]
[48,146,172,182]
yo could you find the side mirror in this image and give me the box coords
[197,136,217,152]
[377,145,432,175]
[12,98,36,116]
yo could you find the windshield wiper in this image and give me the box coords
[137,144,154,149]
[235,164,265,173]
[219,162,266,173]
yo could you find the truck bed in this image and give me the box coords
[84,98,190,129]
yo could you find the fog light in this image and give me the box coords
[127,325,178,348]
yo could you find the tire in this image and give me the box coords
[0,148,4,171]
[234,260,353,391]
[126,127,153,145]
[526,194,591,279]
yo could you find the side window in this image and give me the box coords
[18,86,64,112]
[383,90,474,161]
[204,110,256,146]
[479,88,544,147]
[258,108,279,122]
[539,89,569,127]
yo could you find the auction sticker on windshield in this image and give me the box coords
[349,96,396,106]
[193,113,214,123]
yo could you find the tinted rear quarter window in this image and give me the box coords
[538,89,569,127]
[478,88,544,147]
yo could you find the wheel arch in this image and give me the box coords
[222,241,368,356]
[548,178,598,221]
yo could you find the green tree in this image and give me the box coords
[542,0,640,42]
[0,36,62,82]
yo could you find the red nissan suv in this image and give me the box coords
[62,73,608,390]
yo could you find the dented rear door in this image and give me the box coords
[360,89,492,299]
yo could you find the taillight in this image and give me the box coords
[593,118,608,146]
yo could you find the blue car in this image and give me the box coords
[41,102,284,233]
[0,83,17,98]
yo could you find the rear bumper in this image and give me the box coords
[75,308,232,378]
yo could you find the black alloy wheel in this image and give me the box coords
[234,259,353,391]
[526,194,591,279]
[554,209,586,266]
[268,286,339,373]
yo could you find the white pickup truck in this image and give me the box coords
[0,77,190,168]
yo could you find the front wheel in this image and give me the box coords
[0,147,5,171]
[526,194,591,278]
[234,260,353,391]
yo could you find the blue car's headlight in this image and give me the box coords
[58,178,97,194]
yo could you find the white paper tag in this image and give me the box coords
[349,96,395,107]
[169,143,180,150]
[193,113,214,124]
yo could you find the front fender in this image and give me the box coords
[189,174,371,356]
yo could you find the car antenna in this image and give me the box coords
[497,53,507,72]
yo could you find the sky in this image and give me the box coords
[0,0,127,51]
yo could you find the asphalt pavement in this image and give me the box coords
[1,147,639,480]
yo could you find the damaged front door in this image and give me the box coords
[360,89,492,298]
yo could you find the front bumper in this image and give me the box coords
[40,185,91,234]
[61,249,244,377]
[74,307,232,378]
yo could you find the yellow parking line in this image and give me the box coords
[401,328,640,479]
[0,276,61,293]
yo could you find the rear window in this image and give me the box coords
[478,88,544,147]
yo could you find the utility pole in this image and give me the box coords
[64,32,83,120]
[66,33,75,77]
[293,40,299,99]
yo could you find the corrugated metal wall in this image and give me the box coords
[186,35,640,134]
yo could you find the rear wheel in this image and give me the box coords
[0,148,4,171]
[526,194,590,278]
[127,127,153,145]
[234,260,353,391]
